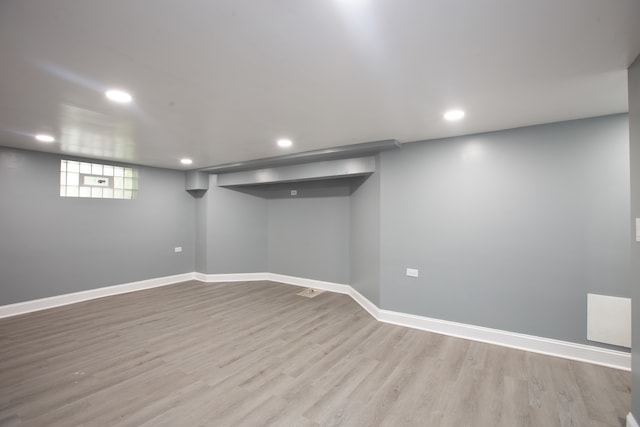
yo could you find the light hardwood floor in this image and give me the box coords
[0,281,630,426]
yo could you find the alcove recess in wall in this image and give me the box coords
[185,139,400,197]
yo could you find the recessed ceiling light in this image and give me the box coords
[277,138,292,148]
[180,158,193,165]
[35,134,55,143]
[105,89,133,103]
[444,109,465,121]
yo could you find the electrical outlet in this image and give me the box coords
[290,190,297,196]
[406,268,419,278]
[174,246,183,253]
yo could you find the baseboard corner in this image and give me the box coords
[349,291,631,371]
[266,273,351,294]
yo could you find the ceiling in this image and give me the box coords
[1,0,639,170]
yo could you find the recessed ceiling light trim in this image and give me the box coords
[444,109,465,121]
[35,134,56,143]
[277,138,293,148]
[105,89,133,103]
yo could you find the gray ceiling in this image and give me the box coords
[1,0,639,170]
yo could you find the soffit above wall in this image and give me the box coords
[216,156,377,187]
[200,140,399,174]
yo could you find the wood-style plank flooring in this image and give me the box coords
[0,281,630,426]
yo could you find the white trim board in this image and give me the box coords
[0,272,197,319]
[199,274,630,370]
[346,288,629,371]
[0,272,631,371]
[195,272,269,282]
[266,273,351,295]
[195,272,352,295]
[377,306,629,371]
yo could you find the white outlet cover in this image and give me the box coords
[291,190,298,196]
[174,246,183,253]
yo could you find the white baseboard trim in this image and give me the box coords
[0,271,631,371]
[349,287,381,319]
[629,413,639,427]
[376,306,630,371]
[346,287,629,370]
[266,273,351,295]
[195,272,352,295]
[0,272,197,319]
[195,272,269,282]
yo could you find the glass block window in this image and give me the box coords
[60,160,138,199]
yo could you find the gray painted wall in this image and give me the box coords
[268,195,350,283]
[628,55,640,422]
[202,175,267,273]
[202,178,352,282]
[0,147,195,305]
[379,114,630,347]
[350,166,381,305]
[1,113,633,360]
[194,194,208,273]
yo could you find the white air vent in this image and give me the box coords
[587,293,631,348]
